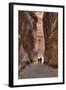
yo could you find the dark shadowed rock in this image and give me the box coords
[43,12,58,67]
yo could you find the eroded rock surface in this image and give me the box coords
[43,12,58,67]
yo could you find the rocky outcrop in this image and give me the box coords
[18,11,38,63]
[43,12,58,67]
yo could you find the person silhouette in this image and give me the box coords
[38,58,40,64]
[40,58,42,63]
[38,58,42,64]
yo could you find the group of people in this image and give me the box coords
[38,58,42,64]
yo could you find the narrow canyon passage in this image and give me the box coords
[35,12,45,63]
[18,11,58,79]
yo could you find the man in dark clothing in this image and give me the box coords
[40,58,42,63]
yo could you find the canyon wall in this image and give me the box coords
[43,12,58,67]
[18,11,38,64]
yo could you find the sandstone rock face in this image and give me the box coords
[43,12,58,67]
[18,11,38,63]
